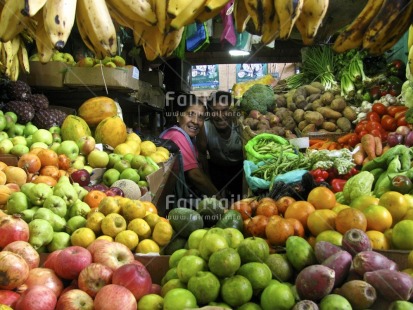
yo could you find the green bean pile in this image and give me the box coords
[252,139,296,156]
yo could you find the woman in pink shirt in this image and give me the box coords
[160,94,221,207]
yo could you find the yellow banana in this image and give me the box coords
[6,54,19,81]
[196,0,228,23]
[17,39,30,74]
[363,0,411,51]
[409,45,413,80]
[141,25,163,61]
[294,0,329,45]
[233,0,251,33]
[0,0,31,42]
[160,27,184,57]
[33,9,55,62]
[244,0,265,34]
[107,2,135,29]
[105,0,157,26]
[22,0,48,16]
[408,24,413,52]
[275,0,304,40]
[43,0,77,50]
[132,21,147,46]
[205,0,230,11]
[261,0,279,44]
[76,0,117,59]
[167,0,192,18]
[155,0,171,34]
[75,15,97,55]
[332,0,385,53]
[3,40,12,72]
[170,0,208,30]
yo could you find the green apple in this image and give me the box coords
[187,229,208,250]
[52,52,65,62]
[49,142,61,153]
[77,57,95,67]
[4,114,16,130]
[65,215,87,234]
[113,159,131,173]
[43,195,68,218]
[104,61,117,68]
[102,168,120,187]
[107,153,123,168]
[7,123,25,137]
[83,165,93,174]
[119,167,140,183]
[52,133,62,143]
[187,271,220,305]
[30,141,49,150]
[32,129,53,145]
[130,154,147,169]
[112,55,126,67]
[77,135,96,156]
[0,115,7,131]
[224,228,245,249]
[11,135,27,146]
[198,233,229,261]
[138,163,156,179]
[10,144,29,156]
[0,138,13,154]
[67,199,91,218]
[57,140,79,161]
[49,126,61,134]
[5,111,17,123]
[23,122,38,137]
[63,53,74,64]
[47,232,71,252]
[0,131,8,142]
[6,191,31,214]
[87,149,109,168]
[137,180,148,187]
[122,153,134,163]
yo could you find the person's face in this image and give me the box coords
[178,104,206,138]
[210,101,231,130]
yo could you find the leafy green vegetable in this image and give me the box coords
[239,84,275,114]
[342,171,375,203]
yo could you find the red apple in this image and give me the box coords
[104,189,117,196]
[93,284,137,310]
[15,285,57,310]
[56,289,94,310]
[77,263,113,298]
[0,290,20,308]
[112,263,152,301]
[107,186,124,197]
[77,136,96,156]
[70,169,91,187]
[150,283,162,295]
[42,250,62,270]
[92,241,134,271]
[86,239,110,257]
[54,246,92,280]
[91,183,109,192]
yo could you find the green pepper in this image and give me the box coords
[362,145,410,172]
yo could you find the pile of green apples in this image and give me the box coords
[30,51,76,66]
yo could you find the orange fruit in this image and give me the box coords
[350,195,379,212]
[379,191,409,224]
[265,218,295,246]
[40,165,60,180]
[141,201,158,214]
[307,187,336,210]
[275,196,296,216]
[335,208,367,234]
[362,205,393,232]
[365,230,390,250]
[255,201,278,217]
[306,209,337,237]
[37,149,59,167]
[31,175,57,186]
[285,218,305,238]
[83,190,107,209]
[332,203,350,214]
[284,201,315,231]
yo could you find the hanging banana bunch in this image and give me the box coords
[0,35,30,81]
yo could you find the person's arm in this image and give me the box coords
[196,127,209,176]
[186,168,222,199]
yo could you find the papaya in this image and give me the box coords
[94,116,127,148]
[60,115,92,142]
[77,96,118,127]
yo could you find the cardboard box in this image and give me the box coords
[23,61,69,88]
[146,155,177,196]
[63,66,149,91]
[134,255,170,285]
[0,154,18,166]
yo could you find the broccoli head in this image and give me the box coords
[239,84,275,114]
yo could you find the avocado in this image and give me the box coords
[161,236,187,255]
[168,208,204,238]
[215,210,244,231]
[196,197,225,228]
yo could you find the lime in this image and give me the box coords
[184,249,201,257]
[161,279,186,297]
[260,282,295,310]
[220,275,253,307]
[392,220,413,250]
[199,232,229,261]
[389,300,413,309]
[238,302,263,310]
[237,237,270,264]
[187,271,220,305]
[136,239,160,254]
[176,255,207,283]
[224,227,244,248]
[169,248,188,268]
[163,288,198,310]
[265,253,293,282]
[137,294,164,310]
[187,229,208,249]
[208,248,241,278]
[319,294,352,310]
[237,262,272,294]
[208,302,232,308]
[161,267,178,286]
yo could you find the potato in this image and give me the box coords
[298,120,309,131]
[330,97,347,112]
[322,122,337,132]
[275,94,287,108]
[306,93,321,103]
[293,109,305,123]
[310,81,325,92]
[316,107,342,120]
[310,99,324,110]
[293,86,307,102]
[342,106,357,121]
[304,111,324,126]
[320,91,335,105]
[304,84,322,95]
[337,117,352,132]
[302,123,317,134]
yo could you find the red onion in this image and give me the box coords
[396,125,411,136]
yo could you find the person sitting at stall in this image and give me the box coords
[160,93,222,208]
[197,91,244,200]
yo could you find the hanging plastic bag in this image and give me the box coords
[220,0,236,46]
[244,160,271,192]
[186,22,210,52]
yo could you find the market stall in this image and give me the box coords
[2,0,413,309]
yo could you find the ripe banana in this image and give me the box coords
[409,45,413,80]
[76,0,117,59]
[275,0,304,40]
[294,0,329,45]
[233,0,251,33]
[155,0,171,34]
[33,9,55,63]
[332,0,384,53]
[408,24,413,52]
[167,0,192,18]
[160,27,184,57]
[43,0,77,50]
[141,25,163,61]
[261,0,279,44]
[105,0,157,26]
[107,1,135,29]
[75,14,97,55]
[132,21,147,46]
[0,0,31,42]
[22,0,48,17]
[17,39,30,74]
[244,0,265,34]
[169,0,207,30]
[363,0,411,51]
[196,0,228,23]
[205,0,230,11]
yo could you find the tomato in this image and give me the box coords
[355,121,368,133]
[387,106,408,117]
[395,110,407,120]
[372,103,387,115]
[370,129,382,139]
[358,130,369,138]
[365,121,382,132]
[397,115,408,127]
[348,134,360,147]
[381,115,397,131]
[366,111,381,123]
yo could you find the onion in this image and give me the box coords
[387,133,404,147]
[405,131,413,147]
[0,215,30,248]
[396,125,411,136]
[0,251,30,290]
[20,268,64,297]
[3,241,40,269]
